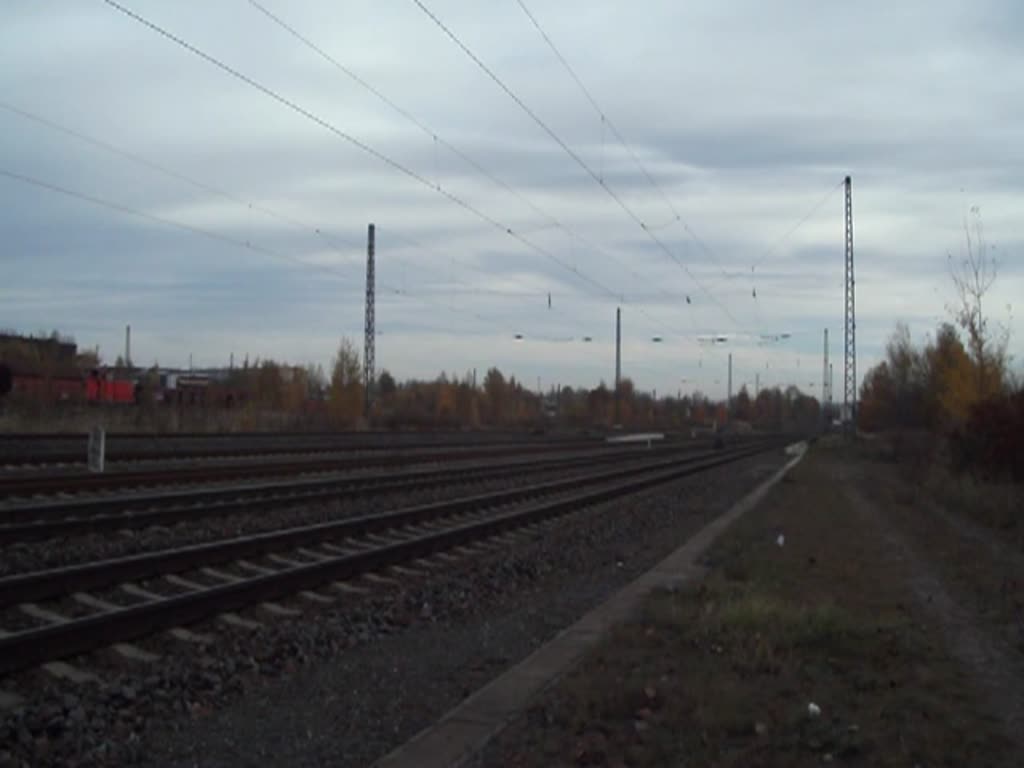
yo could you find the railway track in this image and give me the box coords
[0,439,609,498]
[0,442,715,543]
[0,430,579,467]
[0,439,784,677]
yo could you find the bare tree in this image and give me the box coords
[947,207,1007,398]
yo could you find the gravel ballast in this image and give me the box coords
[0,448,786,768]
[0,455,665,577]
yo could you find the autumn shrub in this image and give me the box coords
[950,390,1024,482]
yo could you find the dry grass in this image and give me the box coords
[486,447,1013,767]
[858,430,1024,549]
[923,465,1023,539]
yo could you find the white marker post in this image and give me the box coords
[87,426,105,473]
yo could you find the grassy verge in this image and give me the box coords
[855,430,1023,550]
[487,445,1012,767]
[920,464,1023,548]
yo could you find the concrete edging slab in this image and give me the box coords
[373,442,808,768]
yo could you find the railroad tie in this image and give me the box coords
[120,583,164,600]
[236,560,278,575]
[478,537,509,551]
[328,538,366,552]
[390,565,426,579]
[41,661,99,684]
[415,521,447,531]
[319,542,360,556]
[267,553,307,569]
[121,584,212,641]
[201,567,243,583]
[360,572,402,588]
[431,552,461,564]
[452,544,488,557]
[410,556,441,570]
[118,581,208,642]
[73,592,122,611]
[332,582,370,596]
[503,529,534,542]
[167,627,216,644]
[296,547,331,562]
[219,613,263,630]
[164,574,208,592]
[490,533,521,546]
[364,533,399,547]
[111,643,161,663]
[380,529,417,542]
[20,603,68,624]
[261,602,301,617]
[71,593,163,662]
[299,590,334,604]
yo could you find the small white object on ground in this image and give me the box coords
[776,533,786,547]
[807,701,821,718]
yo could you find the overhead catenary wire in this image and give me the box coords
[0,99,600,340]
[0,168,320,273]
[99,0,714,367]
[511,0,849,347]
[0,104,665,355]
[0,100,364,264]
[101,0,633,315]
[0,166,539,338]
[247,0,704,347]
[411,0,739,327]
[750,179,845,274]
[357,208,590,334]
[88,3,782,391]
[12,1,618,347]
[383,231,700,351]
[2,108,494,353]
[712,179,846,285]
[0,17,823,393]
[512,0,732,283]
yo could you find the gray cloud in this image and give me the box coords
[2,0,1022,396]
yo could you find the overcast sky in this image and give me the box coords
[2,0,1021,399]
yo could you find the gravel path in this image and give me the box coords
[0,449,785,768]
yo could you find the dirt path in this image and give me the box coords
[858,459,1024,656]
[478,441,1023,767]
[843,465,1024,756]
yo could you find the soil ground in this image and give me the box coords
[478,437,1024,767]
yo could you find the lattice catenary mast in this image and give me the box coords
[843,176,856,429]
[614,306,621,424]
[822,327,829,425]
[365,223,376,418]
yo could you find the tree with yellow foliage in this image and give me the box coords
[924,324,975,428]
[328,338,362,428]
[948,208,1008,399]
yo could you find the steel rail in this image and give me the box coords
[0,442,778,608]
[0,433,585,467]
[0,441,783,675]
[0,443,711,542]
[0,441,612,498]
